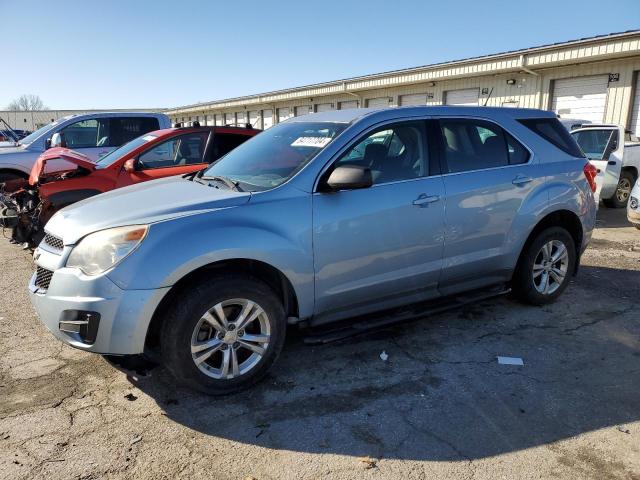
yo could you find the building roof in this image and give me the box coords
[166,30,640,115]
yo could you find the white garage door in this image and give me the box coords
[236,112,247,126]
[551,75,609,123]
[445,88,479,106]
[367,97,390,108]
[339,100,358,110]
[278,107,292,122]
[629,74,640,137]
[215,114,223,126]
[263,109,274,129]
[400,93,426,106]
[295,105,311,116]
[249,111,260,128]
[315,103,333,112]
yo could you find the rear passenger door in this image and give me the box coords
[437,117,539,294]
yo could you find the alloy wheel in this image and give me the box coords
[532,240,569,295]
[616,177,632,203]
[190,298,271,379]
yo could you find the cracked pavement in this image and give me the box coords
[1,208,639,479]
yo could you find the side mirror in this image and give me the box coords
[123,158,137,173]
[325,165,373,191]
[48,132,66,149]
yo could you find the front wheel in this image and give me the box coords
[160,275,286,395]
[513,227,576,305]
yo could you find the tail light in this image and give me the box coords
[583,162,598,193]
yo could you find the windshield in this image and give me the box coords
[202,121,347,191]
[18,121,61,146]
[95,134,158,167]
[571,129,614,160]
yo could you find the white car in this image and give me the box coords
[627,178,640,229]
[571,125,640,208]
[0,112,171,183]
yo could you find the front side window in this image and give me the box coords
[333,121,427,184]
[571,129,616,160]
[202,122,347,191]
[138,132,209,169]
[60,119,110,148]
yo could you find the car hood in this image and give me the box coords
[29,147,96,185]
[46,175,251,244]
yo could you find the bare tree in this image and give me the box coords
[7,94,48,111]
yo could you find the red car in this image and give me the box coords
[1,124,259,246]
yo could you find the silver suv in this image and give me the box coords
[29,107,597,394]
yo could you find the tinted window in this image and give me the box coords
[518,118,584,157]
[334,121,427,184]
[60,119,110,148]
[506,132,529,165]
[109,117,159,145]
[138,132,209,169]
[439,119,509,173]
[210,133,252,162]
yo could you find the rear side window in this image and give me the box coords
[210,133,252,162]
[518,118,584,157]
[109,117,159,146]
[439,119,529,173]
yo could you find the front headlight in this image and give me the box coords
[66,225,148,276]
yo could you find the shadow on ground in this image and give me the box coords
[124,264,640,464]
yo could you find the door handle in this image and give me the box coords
[413,194,440,207]
[512,175,533,186]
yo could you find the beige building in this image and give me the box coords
[166,30,640,135]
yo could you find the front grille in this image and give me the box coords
[35,266,53,290]
[43,233,64,250]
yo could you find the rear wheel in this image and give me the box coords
[513,227,576,305]
[160,275,286,395]
[603,170,635,208]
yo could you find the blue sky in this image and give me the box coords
[1,0,638,109]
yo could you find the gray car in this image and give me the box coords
[29,106,597,394]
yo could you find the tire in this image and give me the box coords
[0,172,25,184]
[513,227,576,305]
[602,170,635,208]
[160,275,287,395]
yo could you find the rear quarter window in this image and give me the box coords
[518,118,584,158]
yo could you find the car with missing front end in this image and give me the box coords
[0,123,258,247]
[29,106,597,395]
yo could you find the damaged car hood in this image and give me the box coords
[46,175,251,244]
[29,148,96,185]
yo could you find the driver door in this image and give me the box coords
[312,120,446,324]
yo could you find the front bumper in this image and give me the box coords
[29,243,170,355]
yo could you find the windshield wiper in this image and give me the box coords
[200,175,243,192]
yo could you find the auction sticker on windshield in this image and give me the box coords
[291,137,332,148]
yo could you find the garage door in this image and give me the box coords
[224,113,235,125]
[278,108,292,122]
[339,100,358,110]
[367,97,390,108]
[295,105,311,116]
[236,112,247,125]
[263,109,274,129]
[551,75,609,123]
[249,111,260,128]
[445,88,479,106]
[399,94,427,106]
[315,103,333,112]
[215,114,223,126]
[629,73,640,137]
